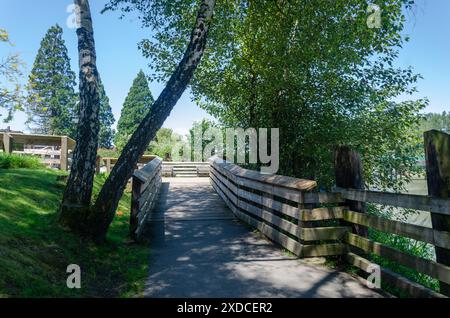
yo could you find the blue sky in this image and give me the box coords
[0,0,448,135]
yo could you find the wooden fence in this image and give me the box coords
[209,129,450,298]
[130,156,162,241]
[209,156,348,258]
[162,161,210,177]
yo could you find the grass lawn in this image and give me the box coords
[0,167,150,297]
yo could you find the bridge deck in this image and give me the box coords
[144,177,384,298]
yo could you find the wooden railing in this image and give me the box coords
[161,162,210,177]
[130,156,162,241]
[332,187,450,298]
[209,157,348,258]
[209,156,450,298]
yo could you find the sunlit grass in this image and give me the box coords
[0,168,149,297]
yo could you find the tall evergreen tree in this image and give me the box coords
[97,78,115,148]
[26,24,77,137]
[114,70,153,150]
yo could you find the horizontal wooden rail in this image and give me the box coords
[210,157,347,257]
[343,210,450,249]
[130,156,162,242]
[332,187,450,297]
[334,187,450,216]
[346,252,446,298]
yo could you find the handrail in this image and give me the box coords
[130,156,162,241]
[332,186,450,298]
[209,156,450,297]
[333,186,450,216]
[209,157,347,258]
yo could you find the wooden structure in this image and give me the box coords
[0,132,76,170]
[161,162,210,177]
[130,130,450,298]
[210,157,348,257]
[130,157,162,241]
[209,155,450,298]
[97,155,156,173]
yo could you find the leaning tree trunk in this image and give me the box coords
[87,0,216,242]
[59,0,101,232]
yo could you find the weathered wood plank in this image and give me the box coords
[211,157,316,191]
[344,210,450,250]
[424,129,450,296]
[301,227,351,241]
[300,243,347,257]
[346,233,450,285]
[210,167,238,194]
[346,252,447,298]
[300,207,346,221]
[334,187,450,216]
[210,172,238,206]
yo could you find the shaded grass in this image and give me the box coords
[0,168,149,297]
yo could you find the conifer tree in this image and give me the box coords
[97,78,115,148]
[114,70,153,149]
[26,24,77,137]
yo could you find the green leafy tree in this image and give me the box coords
[97,78,115,148]
[148,127,186,160]
[419,111,450,134]
[136,0,426,191]
[0,28,24,122]
[114,70,153,150]
[26,24,77,137]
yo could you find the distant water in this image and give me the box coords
[401,178,432,228]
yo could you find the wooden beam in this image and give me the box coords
[424,129,450,296]
[2,133,13,153]
[334,146,367,236]
[346,232,450,285]
[60,136,68,171]
[334,187,450,216]
[346,252,446,298]
[344,210,450,249]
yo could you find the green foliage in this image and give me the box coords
[106,0,426,192]
[114,70,154,150]
[0,168,149,297]
[148,127,186,160]
[97,78,116,148]
[97,148,121,158]
[26,25,78,138]
[419,111,450,134]
[366,204,439,294]
[0,153,44,169]
[0,28,25,122]
[189,119,218,161]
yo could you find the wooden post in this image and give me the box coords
[95,156,101,174]
[2,133,13,153]
[424,129,450,296]
[130,176,143,241]
[334,146,367,237]
[106,158,111,173]
[60,136,69,171]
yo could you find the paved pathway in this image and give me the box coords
[144,178,384,298]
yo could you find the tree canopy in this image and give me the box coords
[26,25,78,138]
[97,78,115,148]
[0,28,24,122]
[114,70,154,150]
[109,0,427,190]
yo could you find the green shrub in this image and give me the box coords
[0,153,44,169]
[367,204,439,294]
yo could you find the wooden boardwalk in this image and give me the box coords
[143,177,384,298]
